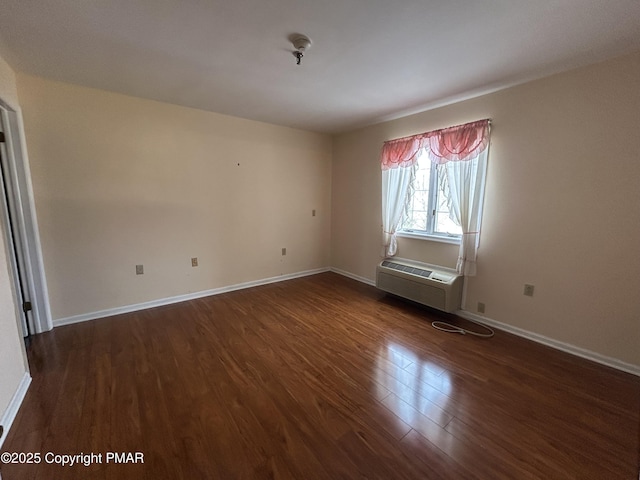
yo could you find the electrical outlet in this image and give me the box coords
[477,302,485,314]
[136,264,144,275]
[281,248,287,256]
[191,257,198,267]
[524,284,535,297]
[312,209,316,217]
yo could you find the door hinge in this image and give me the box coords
[23,301,32,313]
[0,131,5,142]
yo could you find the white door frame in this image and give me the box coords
[0,118,29,336]
[0,100,52,334]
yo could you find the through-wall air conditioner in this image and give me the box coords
[376,258,463,313]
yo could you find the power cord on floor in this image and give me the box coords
[431,317,495,338]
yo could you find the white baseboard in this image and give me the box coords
[54,267,330,327]
[457,310,640,377]
[0,372,31,449]
[330,267,376,286]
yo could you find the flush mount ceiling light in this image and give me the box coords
[291,34,312,65]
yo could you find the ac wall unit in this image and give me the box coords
[376,258,463,313]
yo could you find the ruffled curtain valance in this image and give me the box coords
[380,136,424,171]
[380,119,490,170]
[425,120,489,164]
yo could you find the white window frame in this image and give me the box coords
[396,229,461,244]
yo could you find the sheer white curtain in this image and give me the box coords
[438,149,489,275]
[427,120,490,276]
[380,136,423,257]
[382,165,415,256]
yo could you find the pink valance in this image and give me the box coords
[425,120,489,164]
[381,119,490,170]
[380,135,424,171]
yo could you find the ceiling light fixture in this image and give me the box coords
[291,34,312,65]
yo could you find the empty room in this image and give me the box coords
[0,1,639,479]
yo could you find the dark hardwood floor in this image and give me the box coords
[3,272,639,479]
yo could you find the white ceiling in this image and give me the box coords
[1,0,640,134]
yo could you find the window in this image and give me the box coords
[380,119,490,275]
[399,150,463,240]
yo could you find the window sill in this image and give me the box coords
[396,231,461,245]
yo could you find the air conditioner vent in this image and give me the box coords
[376,258,462,313]
[381,260,433,278]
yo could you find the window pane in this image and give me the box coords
[414,163,430,190]
[408,210,428,231]
[400,151,461,237]
[435,170,462,235]
[435,207,462,235]
[401,154,431,232]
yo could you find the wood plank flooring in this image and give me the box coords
[2,272,639,479]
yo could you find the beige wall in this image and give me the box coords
[331,51,640,367]
[0,54,29,428]
[17,75,332,320]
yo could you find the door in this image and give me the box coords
[0,115,33,337]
